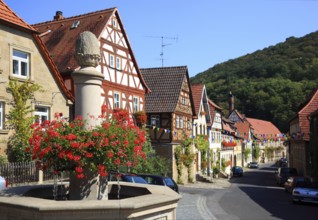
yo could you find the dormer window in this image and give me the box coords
[71,21,80,29]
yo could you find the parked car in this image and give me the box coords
[108,172,148,184]
[276,157,288,167]
[231,166,244,177]
[284,176,311,194]
[275,167,298,186]
[0,176,8,191]
[292,181,318,204]
[248,162,259,169]
[138,174,179,193]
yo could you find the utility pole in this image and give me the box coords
[144,35,178,67]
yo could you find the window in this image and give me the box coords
[176,116,180,128]
[151,115,160,127]
[110,54,115,68]
[114,92,120,108]
[181,97,186,105]
[35,106,50,124]
[176,115,183,129]
[187,119,191,130]
[180,116,184,129]
[133,97,139,112]
[112,18,117,28]
[116,57,121,70]
[13,49,29,78]
[0,102,4,129]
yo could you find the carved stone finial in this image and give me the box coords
[75,31,101,68]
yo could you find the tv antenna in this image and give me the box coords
[144,35,178,67]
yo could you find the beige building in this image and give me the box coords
[0,1,73,157]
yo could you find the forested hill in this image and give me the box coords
[191,30,318,132]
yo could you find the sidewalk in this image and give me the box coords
[181,177,231,189]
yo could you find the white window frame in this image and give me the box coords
[180,116,184,129]
[116,56,121,70]
[133,96,139,112]
[12,49,29,78]
[114,92,121,109]
[0,102,4,129]
[35,106,50,124]
[176,116,180,129]
[110,54,115,68]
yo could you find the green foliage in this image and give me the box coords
[0,154,8,165]
[244,148,251,162]
[191,31,318,132]
[6,80,42,162]
[253,145,261,161]
[181,138,196,183]
[194,135,209,173]
[131,135,170,175]
[264,146,275,161]
[174,145,183,184]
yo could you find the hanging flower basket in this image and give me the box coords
[133,111,147,126]
[221,140,237,147]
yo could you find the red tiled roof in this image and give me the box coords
[32,8,115,73]
[297,88,318,141]
[208,98,222,125]
[235,121,250,140]
[246,118,281,139]
[32,8,150,93]
[208,99,222,110]
[0,0,36,32]
[222,121,235,133]
[191,84,204,115]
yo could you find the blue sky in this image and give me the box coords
[5,0,318,77]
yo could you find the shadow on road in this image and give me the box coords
[227,163,318,220]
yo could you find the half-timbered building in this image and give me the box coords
[141,66,195,183]
[32,9,150,117]
[191,83,211,175]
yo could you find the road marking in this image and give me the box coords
[197,195,218,220]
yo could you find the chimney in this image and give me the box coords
[229,91,234,113]
[54,11,64,21]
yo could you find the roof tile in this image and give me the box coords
[141,66,188,113]
[0,0,36,32]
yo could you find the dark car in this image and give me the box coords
[231,166,243,177]
[138,174,179,193]
[108,172,148,184]
[284,176,311,194]
[275,167,298,186]
[277,157,288,167]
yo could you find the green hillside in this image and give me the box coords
[191,30,318,132]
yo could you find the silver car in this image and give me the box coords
[0,176,7,191]
[292,183,318,204]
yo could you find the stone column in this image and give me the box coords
[69,31,106,200]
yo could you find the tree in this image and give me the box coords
[253,145,261,161]
[6,79,41,162]
[194,135,209,174]
[244,148,251,162]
